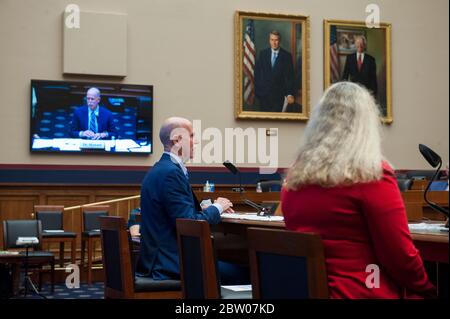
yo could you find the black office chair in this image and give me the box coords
[34,205,77,267]
[258,180,282,192]
[176,219,252,299]
[397,178,413,192]
[406,170,442,180]
[81,205,109,285]
[99,216,181,299]
[2,220,55,293]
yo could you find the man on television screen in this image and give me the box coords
[70,87,116,140]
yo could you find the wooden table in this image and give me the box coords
[194,191,280,212]
[214,216,449,264]
[195,190,449,221]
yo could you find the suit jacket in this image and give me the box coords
[138,153,221,280]
[281,163,435,298]
[341,53,378,96]
[70,106,116,138]
[254,47,295,112]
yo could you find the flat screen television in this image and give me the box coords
[30,80,153,154]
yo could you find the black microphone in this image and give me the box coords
[223,160,244,192]
[243,199,273,216]
[418,144,449,227]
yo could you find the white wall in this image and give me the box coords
[0,0,448,169]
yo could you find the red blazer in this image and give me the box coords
[281,164,435,299]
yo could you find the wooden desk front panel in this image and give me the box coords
[215,218,449,264]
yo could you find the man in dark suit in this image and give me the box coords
[139,117,248,283]
[341,36,378,96]
[70,87,116,139]
[254,30,295,112]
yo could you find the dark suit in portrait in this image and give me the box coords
[138,153,221,280]
[342,53,378,96]
[254,47,295,112]
[70,106,116,138]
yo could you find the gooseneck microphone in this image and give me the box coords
[223,160,244,193]
[418,144,449,228]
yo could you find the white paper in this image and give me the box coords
[408,223,447,232]
[129,145,151,153]
[116,139,139,149]
[221,213,284,222]
[0,251,20,255]
[16,237,39,245]
[32,138,54,149]
[44,230,65,233]
[221,285,252,292]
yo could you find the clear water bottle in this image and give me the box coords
[256,182,262,193]
[204,180,211,192]
[111,136,116,152]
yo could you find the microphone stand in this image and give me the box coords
[244,199,273,216]
[423,161,449,229]
[238,171,243,193]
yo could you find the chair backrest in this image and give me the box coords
[429,180,449,191]
[34,205,64,230]
[3,220,43,250]
[258,180,282,192]
[397,178,413,192]
[99,216,134,299]
[176,218,220,299]
[82,206,110,232]
[406,170,440,180]
[247,227,328,299]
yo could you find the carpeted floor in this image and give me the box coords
[12,282,104,299]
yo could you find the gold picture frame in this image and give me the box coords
[324,19,392,124]
[235,11,310,120]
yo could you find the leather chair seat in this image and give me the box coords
[134,276,181,292]
[42,231,77,238]
[82,230,101,237]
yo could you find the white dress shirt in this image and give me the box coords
[164,151,223,213]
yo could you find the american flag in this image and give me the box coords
[243,19,255,106]
[330,25,340,83]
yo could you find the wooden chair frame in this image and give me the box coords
[81,205,109,285]
[247,227,329,299]
[176,218,220,299]
[34,205,76,267]
[100,216,181,299]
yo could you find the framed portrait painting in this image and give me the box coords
[235,11,310,120]
[324,20,392,123]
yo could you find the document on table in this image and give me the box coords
[221,285,252,292]
[408,223,447,232]
[221,213,284,222]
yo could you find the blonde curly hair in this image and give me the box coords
[286,82,385,190]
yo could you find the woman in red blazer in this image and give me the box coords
[281,82,435,299]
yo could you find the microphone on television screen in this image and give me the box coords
[223,160,243,192]
[418,144,449,227]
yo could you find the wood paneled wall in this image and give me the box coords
[0,184,141,249]
[1,183,448,249]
